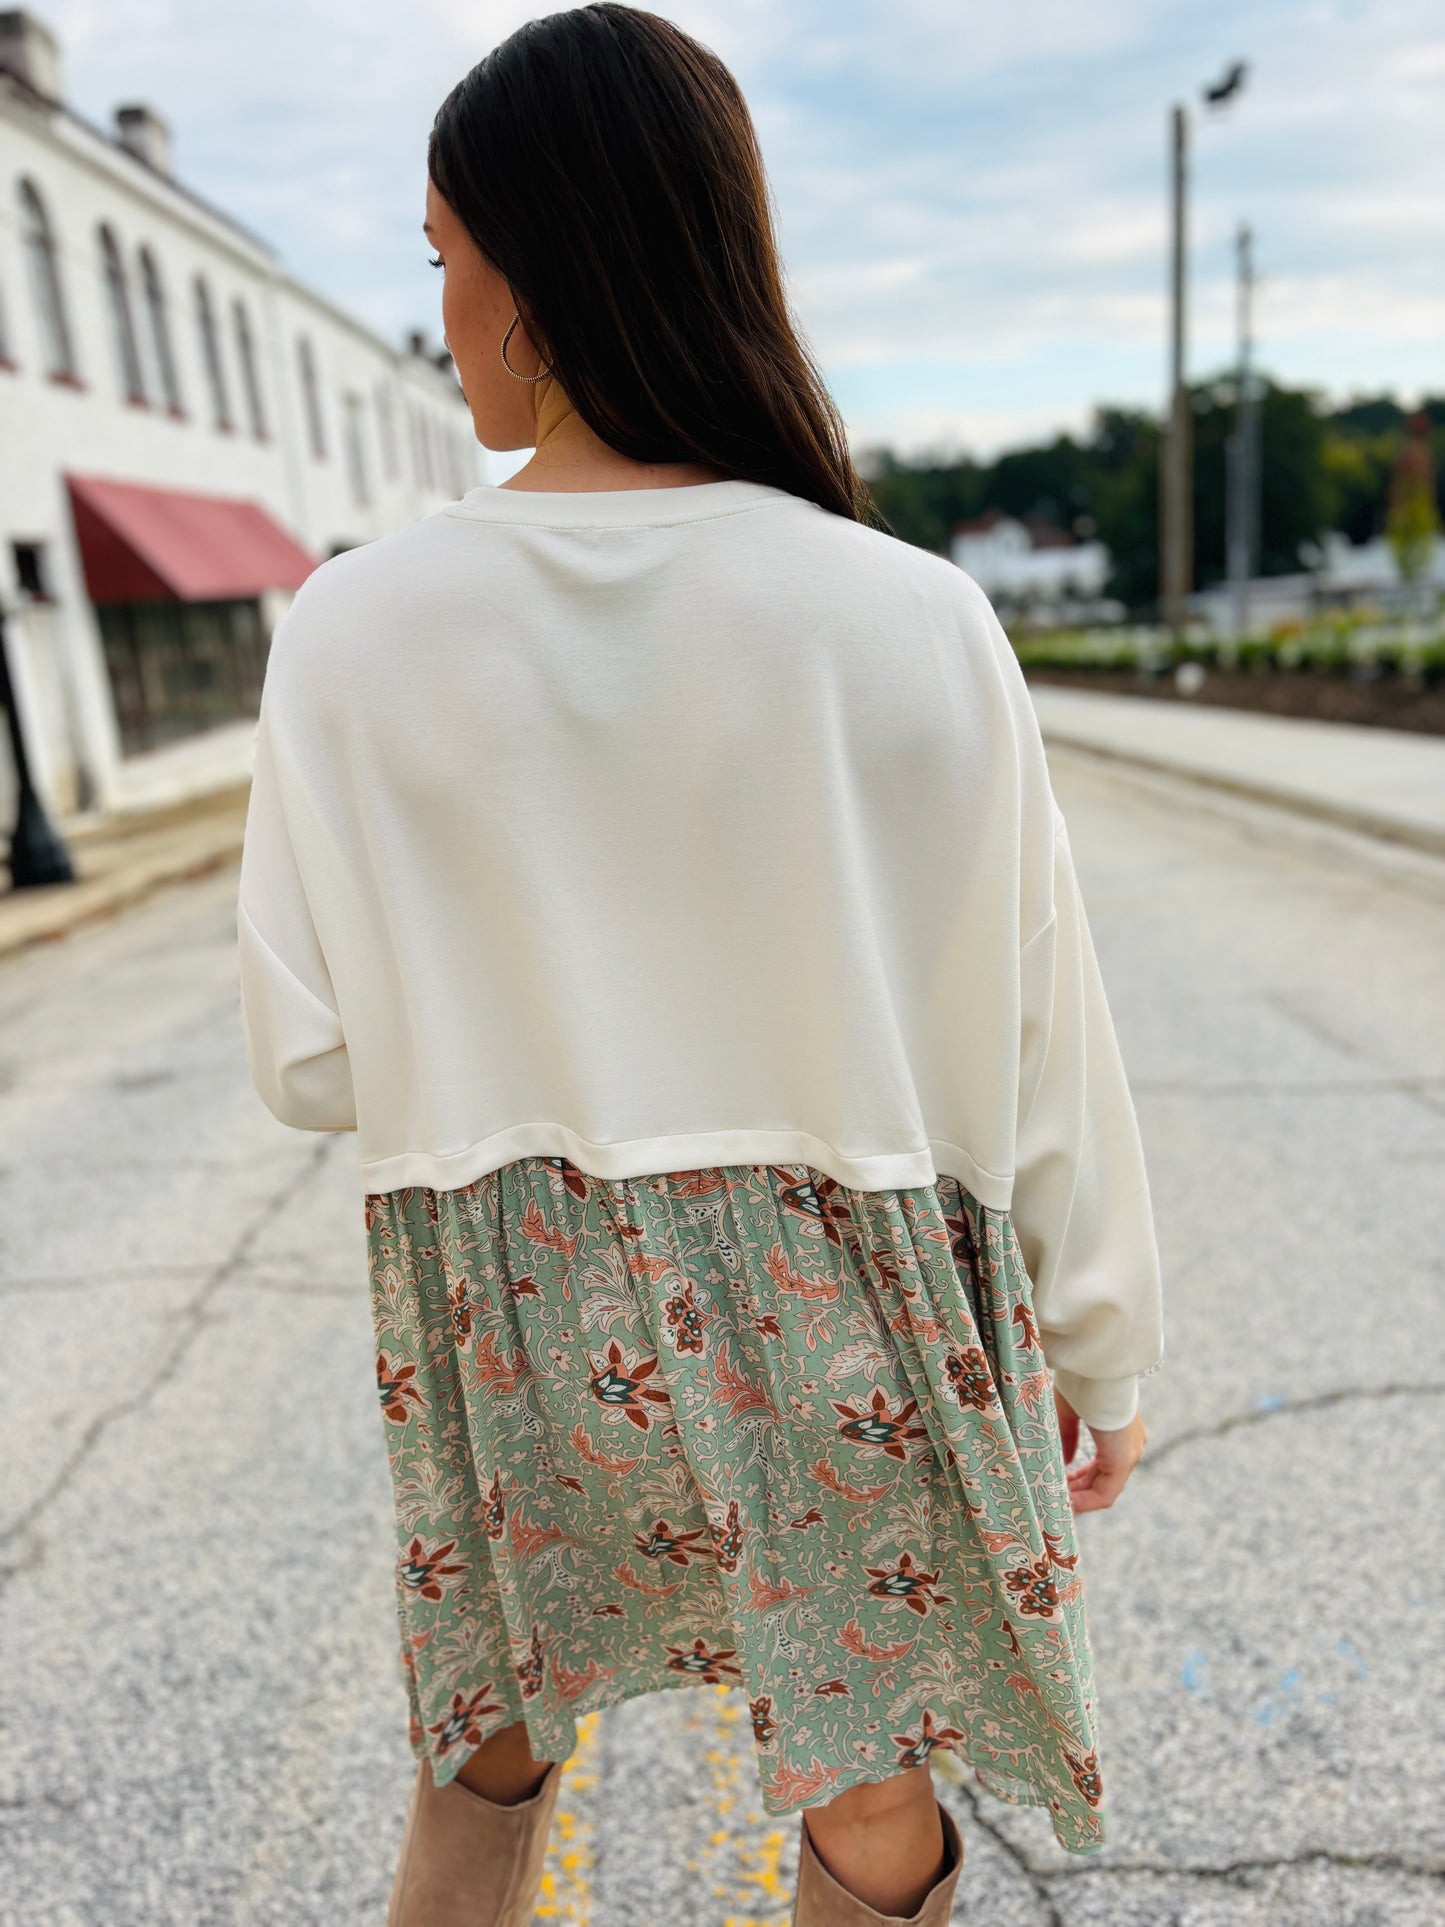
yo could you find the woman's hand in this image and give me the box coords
[1053,1385,1148,1514]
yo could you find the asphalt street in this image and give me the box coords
[1,743,1442,1926]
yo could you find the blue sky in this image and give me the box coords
[47,0,1445,461]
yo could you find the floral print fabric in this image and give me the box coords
[365,1157,1110,1854]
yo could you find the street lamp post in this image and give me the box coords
[1161,61,1249,645]
[1226,221,1261,644]
[0,597,76,889]
[1161,104,1191,643]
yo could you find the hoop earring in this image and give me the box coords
[500,311,552,381]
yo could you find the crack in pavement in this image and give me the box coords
[1052,1846,1445,1886]
[0,1790,86,1814]
[222,1277,362,1298]
[1258,988,1368,1061]
[1133,1380,1445,1473]
[940,1764,1444,1915]
[0,1262,212,1294]
[0,1267,362,1298]
[1130,1074,1445,1095]
[935,1761,1064,1926]
[0,1134,339,1570]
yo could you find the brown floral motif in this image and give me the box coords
[774,1171,843,1251]
[426,1686,502,1753]
[586,1339,672,1431]
[542,1156,590,1201]
[838,1616,916,1665]
[633,1518,710,1567]
[519,1194,581,1264]
[749,1694,778,1746]
[471,1328,528,1396]
[942,1345,995,1411]
[445,1274,473,1344]
[398,1535,467,1602]
[516,1623,545,1699]
[829,1386,929,1461]
[1004,1554,1061,1618]
[482,1468,506,1542]
[864,1552,950,1617]
[376,1351,424,1425]
[894,1710,967,1770]
[1042,1526,1079,1573]
[711,1498,745,1573]
[663,1279,708,1356]
[664,1637,743,1685]
[552,1653,614,1703]
[762,1758,845,1807]
[1066,1746,1104,1808]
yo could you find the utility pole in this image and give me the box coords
[1162,62,1249,644]
[1226,222,1261,642]
[1160,104,1191,641]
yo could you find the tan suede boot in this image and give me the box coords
[386,1757,563,1927]
[791,1802,964,1926]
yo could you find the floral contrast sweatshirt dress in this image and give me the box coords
[236,476,1164,1854]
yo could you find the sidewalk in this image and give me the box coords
[1027,683,1445,858]
[0,780,250,960]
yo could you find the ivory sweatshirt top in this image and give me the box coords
[236,476,1164,1429]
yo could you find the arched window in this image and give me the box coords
[342,391,369,506]
[138,246,182,412]
[297,334,326,459]
[232,296,266,438]
[409,402,432,489]
[374,380,398,481]
[193,275,230,429]
[18,178,77,378]
[98,224,144,402]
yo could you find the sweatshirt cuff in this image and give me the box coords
[1052,1367,1139,1431]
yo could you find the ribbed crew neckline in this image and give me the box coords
[442,476,802,529]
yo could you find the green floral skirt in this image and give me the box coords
[365,1158,1109,1854]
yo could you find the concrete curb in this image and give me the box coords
[1037,722,1445,859]
[0,790,248,962]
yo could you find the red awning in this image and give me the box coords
[65,472,319,605]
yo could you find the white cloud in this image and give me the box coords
[35,0,1445,454]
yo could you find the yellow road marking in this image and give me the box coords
[534,1712,600,1923]
[688,1687,794,1927]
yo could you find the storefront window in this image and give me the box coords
[95,599,269,755]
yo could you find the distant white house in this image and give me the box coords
[1188,531,1445,638]
[948,510,1117,622]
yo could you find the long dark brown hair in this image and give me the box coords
[427,2,884,526]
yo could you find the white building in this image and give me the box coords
[948,510,1116,623]
[1187,532,1445,638]
[0,8,488,823]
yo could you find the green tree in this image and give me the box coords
[858,378,1433,616]
[1087,408,1161,609]
[1386,413,1441,583]
[863,451,987,553]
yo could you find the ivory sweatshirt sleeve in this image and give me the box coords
[235,680,356,1135]
[1011,806,1164,1431]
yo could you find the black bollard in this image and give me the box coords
[0,598,76,889]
